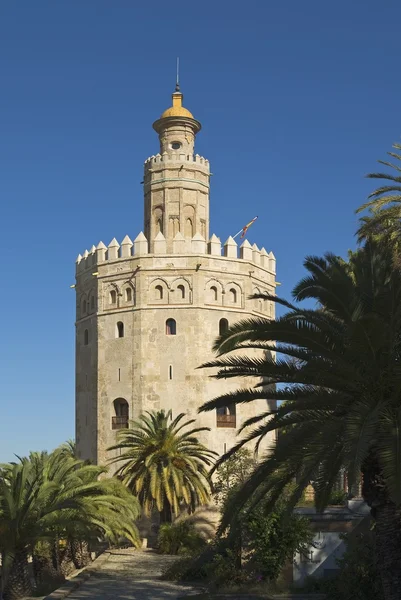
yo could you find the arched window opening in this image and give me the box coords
[84,329,89,346]
[156,218,162,234]
[185,218,193,238]
[112,398,129,430]
[90,296,95,310]
[216,404,236,428]
[209,286,218,302]
[166,318,176,335]
[229,288,237,303]
[125,287,132,302]
[82,299,87,314]
[219,318,229,335]
[177,284,185,299]
[169,365,173,380]
[109,290,117,305]
[155,285,163,300]
[116,321,124,338]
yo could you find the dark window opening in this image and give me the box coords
[116,321,124,338]
[84,329,89,345]
[155,285,163,300]
[177,284,185,299]
[112,398,129,430]
[216,404,236,428]
[219,318,229,335]
[110,290,117,305]
[166,318,176,335]
[229,288,237,303]
[169,365,173,380]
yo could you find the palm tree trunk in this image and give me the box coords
[362,452,401,600]
[70,539,91,570]
[160,501,172,524]
[3,549,32,600]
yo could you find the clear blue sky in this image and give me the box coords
[1,1,400,462]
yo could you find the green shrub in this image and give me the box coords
[328,489,347,505]
[157,521,207,555]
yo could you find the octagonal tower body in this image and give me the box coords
[75,88,277,466]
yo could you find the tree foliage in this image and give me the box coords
[0,446,140,599]
[108,409,216,522]
[357,142,401,248]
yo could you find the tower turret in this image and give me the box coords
[144,86,209,252]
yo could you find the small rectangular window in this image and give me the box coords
[169,365,173,380]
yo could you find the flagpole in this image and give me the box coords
[232,229,244,240]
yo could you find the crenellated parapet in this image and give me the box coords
[144,152,210,172]
[75,231,276,275]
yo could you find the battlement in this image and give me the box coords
[144,152,210,171]
[75,232,276,275]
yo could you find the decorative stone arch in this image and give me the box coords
[224,282,242,307]
[205,279,223,305]
[149,277,169,304]
[170,277,191,304]
[80,293,88,318]
[183,204,195,238]
[261,289,270,315]
[122,280,136,305]
[104,282,120,309]
[153,206,164,236]
[87,289,96,312]
[253,287,263,313]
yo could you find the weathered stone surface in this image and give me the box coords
[75,90,277,467]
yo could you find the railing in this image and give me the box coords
[216,414,236,428]
[112,416,129,430]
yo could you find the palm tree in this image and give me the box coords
[199,242,401,600]
[0,448,140,600]
[108,409,216,523]
[357,142,401,248]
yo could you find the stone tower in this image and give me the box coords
[75,85,277,466]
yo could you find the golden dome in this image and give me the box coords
[160,90,195,120]
[161,105,194,119]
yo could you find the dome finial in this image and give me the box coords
[175,57,180,93]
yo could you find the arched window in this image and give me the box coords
[82,299,87,314]
[112,398,129,429]
[219,318,229,335]
[109,290,117,305]
[177,284,185,299]
[166,319,176,335]
[156,218,162,234]
[185,218,193,238]
[210,286,218,302]
[229,288,237,303]
[116,321,124,338]
[84,329,89,346]
[125,287,132,302]
[90,296,95,310]
[155,285,163,300]
[216,404,236,428]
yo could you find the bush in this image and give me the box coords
[157,521,207,555]
[328,489,347,505]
